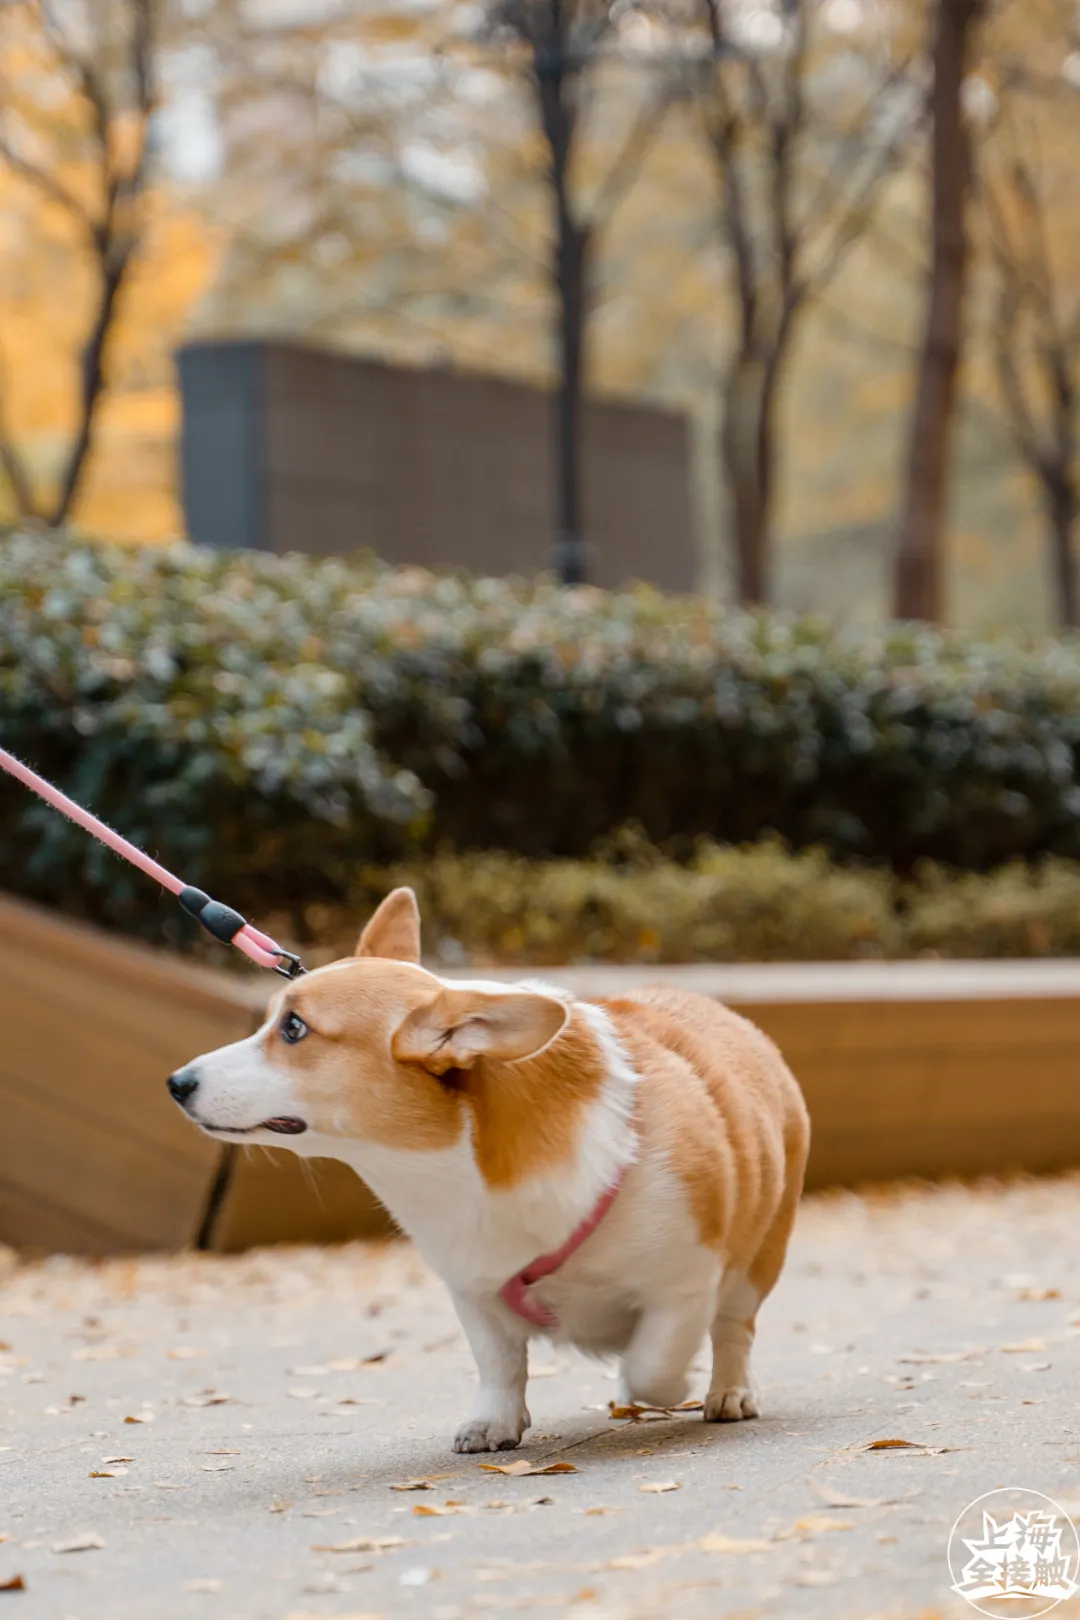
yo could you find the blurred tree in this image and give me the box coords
[694,0,918,606]
[480,0,674,583]
[974,4,1080,629]
[895,0,986,621]
[985,152,1079,628]
[0,0,157,526]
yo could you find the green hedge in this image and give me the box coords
[289,842,1080,966]
[2,531,1080,947]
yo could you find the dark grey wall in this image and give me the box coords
[178,340,696,592]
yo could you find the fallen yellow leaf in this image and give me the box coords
[775,1515,855,1540]
[478,1460,578,1477]
[284,1612,384,1620]
[897,1349,983,1364]
[52,1532,105,1554]
[698,1533,772,1554]
[608,1399,704,1422]
[809,1480,895,1509]
[311,1535,407,1553]
[607,1549,669,1569]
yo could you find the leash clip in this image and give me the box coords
[273,951,306,980]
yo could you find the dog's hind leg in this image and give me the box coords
[705,1270,762,1421]
[705,1129,804,1423]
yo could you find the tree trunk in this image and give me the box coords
[536,0,591,589]
[554,212,589,585]
[722,353,769,604]
[47,253,128,528]
[720,320,789,607]
[1044,470,1079,630]
[894,0,982,621]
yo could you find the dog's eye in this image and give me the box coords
[280,1011,309,1045]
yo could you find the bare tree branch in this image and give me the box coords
[801,91,924,305]
[589,84,673,232]
[770,0,808,292]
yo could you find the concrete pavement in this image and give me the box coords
[4,1175,1080,1619]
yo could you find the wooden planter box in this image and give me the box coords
[2,893,1079,1255]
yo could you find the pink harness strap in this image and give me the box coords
[498,1165,628,1330]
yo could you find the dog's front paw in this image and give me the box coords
[452,1413,529,1454]
[704,1385,760,1422]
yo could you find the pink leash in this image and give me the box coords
[499,1164,628,1330]
[0,745,303,977]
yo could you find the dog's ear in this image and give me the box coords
[392,986,568,1075]
[355,888,421,964]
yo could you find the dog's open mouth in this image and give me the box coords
[206,1117,308,1137]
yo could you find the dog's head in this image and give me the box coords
[166,889,568,1151]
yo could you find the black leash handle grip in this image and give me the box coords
[178,885,247,944]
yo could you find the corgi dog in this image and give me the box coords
[167,889,810,1454]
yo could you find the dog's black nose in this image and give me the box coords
[167,1069,199,1107]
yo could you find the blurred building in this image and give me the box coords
[179,340,698,591]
